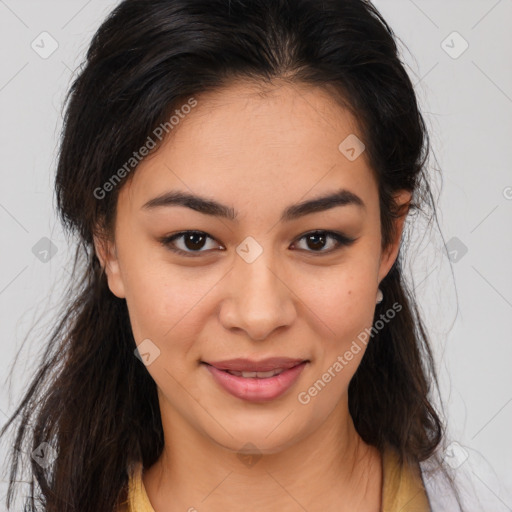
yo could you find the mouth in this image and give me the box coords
[202,357,308,373]
[201,358,309,402]
[218,368,288,378]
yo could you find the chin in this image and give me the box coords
[205,420,306,457]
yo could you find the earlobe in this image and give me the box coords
[93,234,126,299]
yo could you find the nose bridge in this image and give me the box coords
[220,236,295,339]
[235,237,282,304]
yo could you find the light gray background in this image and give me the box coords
[1,0,511,510]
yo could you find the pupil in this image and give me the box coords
[185,233,205,250]
[308,233,325,250]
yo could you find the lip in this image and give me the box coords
[204,357,306,372]
[203,360,308,402]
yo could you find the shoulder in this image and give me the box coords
[381,446,431,512]
[117,461,155,512]
[114,462,143,512]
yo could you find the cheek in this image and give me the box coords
[127,280,209,346]
[303,262,379,339]
[119,243,213,349]
[297,272,377,410]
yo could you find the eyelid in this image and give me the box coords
[291,230,356,253]
[159,229,356,257]
[159,230,223,257]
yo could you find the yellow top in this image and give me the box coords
[118,448,430,511]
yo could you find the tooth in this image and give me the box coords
[257,370,281,378]
[255,370,275,378]
[225,368,286,378]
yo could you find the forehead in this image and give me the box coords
[119,80,376,215]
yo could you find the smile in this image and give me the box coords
[202,360,308,402]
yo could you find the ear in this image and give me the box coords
[93,231,126,299]
[377,189,412,283]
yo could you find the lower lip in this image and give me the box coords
[204,362,308,402]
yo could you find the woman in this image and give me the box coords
[1,0,464,510]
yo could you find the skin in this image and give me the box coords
[95,79,410,512]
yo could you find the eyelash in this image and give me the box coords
[159,230,356,257]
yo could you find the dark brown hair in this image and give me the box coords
[1,0,461,510]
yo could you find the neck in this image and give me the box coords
[143,395,382,512]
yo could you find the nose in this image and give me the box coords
[218,248,296,341]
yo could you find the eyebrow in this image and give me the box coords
[141,188,365,222]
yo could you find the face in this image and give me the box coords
[95,80,409,455]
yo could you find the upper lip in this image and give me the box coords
[204,357,307,372]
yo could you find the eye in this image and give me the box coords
[160,229,356,257]
[291,230,356,254]
[160,231,223,256]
